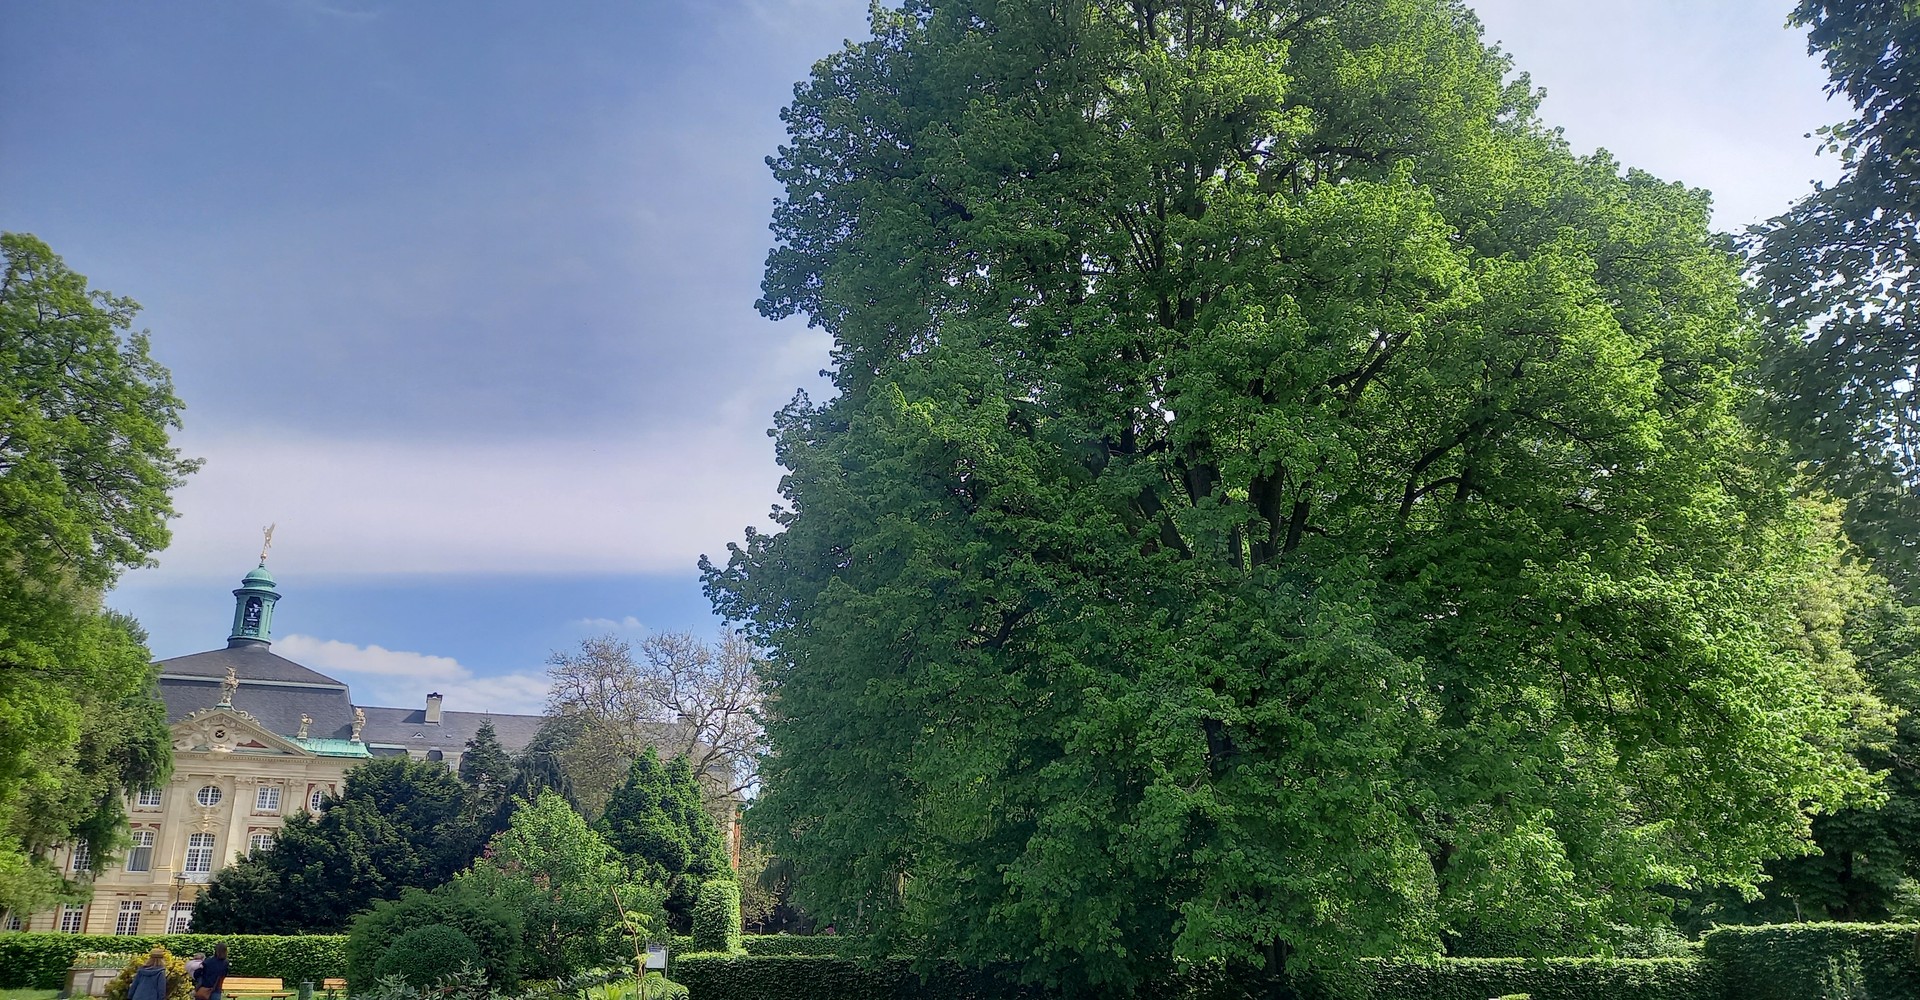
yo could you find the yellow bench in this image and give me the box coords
[322,979,347,995]
[221,977,293,1000]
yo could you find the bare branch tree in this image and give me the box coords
[544,631,765,818]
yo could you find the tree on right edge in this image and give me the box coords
[703,0,1885,992]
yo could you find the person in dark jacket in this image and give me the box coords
[129,949,169,1000]
[193,944,229,1000]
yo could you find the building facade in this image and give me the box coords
[12,560,544,935]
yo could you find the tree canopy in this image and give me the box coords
[596,749,730,930]
[459,791,662,981]
[703,0,1884,990]
[1751,0,1920,589]
[0,232,194,917]
[193,756,489,933]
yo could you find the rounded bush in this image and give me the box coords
[371,925,480,988]
[103,949,189,1000]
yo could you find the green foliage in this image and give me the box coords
[372,926,482,990]
[102,951,188,1000]
[670,954,1710,1000]
[596,751,728,929]
[706,0,1883,990]
[460,792,663,982]
[634,972,687,1000]
[1701,922,1920,1000]
[1750,0,1920,590]
[351,964,494,1000]
[1321,958,1712,1000]
[690,880,743,955]
[0,934,346,991]
[346,883,522,992]
[196,757,490,933]
[0,232,193,917]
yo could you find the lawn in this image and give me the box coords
[0,990,59,1000]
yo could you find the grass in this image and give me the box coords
[0,990,60,1000]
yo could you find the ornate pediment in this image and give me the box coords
[173,708,310,757]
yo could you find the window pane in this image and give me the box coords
[71,842,90,874]
[196,785,223,807]
[115,901,140,935]
[126,831,154,873]
[136,789,162,808]
[255,786,280,812]
[167,904,192,934]
[59,905,84,933]
[184,833,214,874]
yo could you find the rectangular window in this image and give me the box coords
[114,901,141,936]
[166,903,192,934]
[125,830,154,873]
[59,905,84,934]
[3,913,20,931]
[254,786,280,813]
[135,788,162,809]
[247,832,274,856]
[183,833,214,875]
[70,841,90,874]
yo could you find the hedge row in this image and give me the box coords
[1323,957,1713,1000]
[673,954,1047,1000]
[1702,922,1920,1000]
[0,933,346,991]
[675,953,1711,1000]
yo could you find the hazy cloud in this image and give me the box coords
[276,633,550,715]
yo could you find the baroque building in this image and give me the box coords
[13,559,544,935]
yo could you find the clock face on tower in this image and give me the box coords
[243,597,262,630]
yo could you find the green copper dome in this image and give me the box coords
[229,561,283,648]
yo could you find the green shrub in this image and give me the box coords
[737,935,846,957]
[639,972,688,1000]
[346,884,522,991]
[671,953,1048,1000]
[0,934,347,990]
[1702,922,1920,1000]
[371,925,481,989]
[1315,958,1713,1000]
[102,949,190,1000]
[688,881,742,955]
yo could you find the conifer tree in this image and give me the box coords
[596,749,729,929]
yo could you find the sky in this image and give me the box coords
[3,1,1844,717]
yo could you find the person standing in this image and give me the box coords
[193,944,229,1000]
[184,954,205,983]
[129,949,168,1000]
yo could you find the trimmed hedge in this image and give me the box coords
[736,936,849,957]
[672,953,1713,1000]
[1702,922,1920,1000]
[1327,957,1714,1000]
[689,882,743,955]
[0,933,346,990]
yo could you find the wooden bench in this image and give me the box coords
[221,977,293,1000]
[321,979,347,995]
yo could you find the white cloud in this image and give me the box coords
[147,419,784,578]
[274,634,551,716]
[276,634,465,680]
[575,616,647,629]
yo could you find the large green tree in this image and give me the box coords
[193,756,487,933]
[1751,0,1920,590]
[703,1,1881,990]
[596,749,730,930]
[0,233,195,918]
[459,791,664,980]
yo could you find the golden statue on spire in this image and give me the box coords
[259,523,276,565]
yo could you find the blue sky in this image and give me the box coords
[3,1,1841,716]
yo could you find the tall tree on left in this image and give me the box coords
[0,233,198,918]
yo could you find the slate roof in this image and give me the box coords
[157,643,348,689]
[359,706,547,757]
[158,675,359,741]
